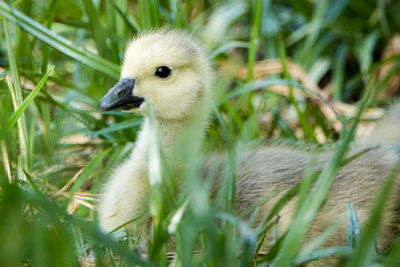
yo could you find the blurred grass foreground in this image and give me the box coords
[1,0,400,266]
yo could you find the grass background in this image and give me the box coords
[1,0,400,266]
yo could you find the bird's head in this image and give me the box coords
[99,30,213,121]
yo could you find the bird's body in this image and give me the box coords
[232,143,399,250]
[97,30,400,262]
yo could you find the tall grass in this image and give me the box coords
[1,0,400,266]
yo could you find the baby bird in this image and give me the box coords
[98,30,400,258]
[98,30,213,242]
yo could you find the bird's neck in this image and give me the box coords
[151,118,186,155]
[129,117,191,167]
[129,95,212,177]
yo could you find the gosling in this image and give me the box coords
[97,30,400,254]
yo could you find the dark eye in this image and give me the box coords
[154,66,171,78]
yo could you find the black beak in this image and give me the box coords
[99,79,144,111]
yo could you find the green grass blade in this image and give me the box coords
[108,0,140,33]
[82,0,108,57]
[145,100,168,264]
[246,0,263,114]
[355,31,379,75]
[4,20,23,103]
[221,147,237,215]
[383,237,400,266]
[138,0,151,30]
[94,118,143,137]
[210,41,249,59]
[69,149,110,193]
[332,44,347,101]
[220,78,310,104]
[0,66,55,141]
[106,1,120,63]
[148,0,161,28]
[0,1,120,79]
[169,0,184,28]
[279,38,316,142]
[1,140,12,182]
[247,0,263,82]
[3,18,28,177]
[325,0,349,22]
[298,0,329,65]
